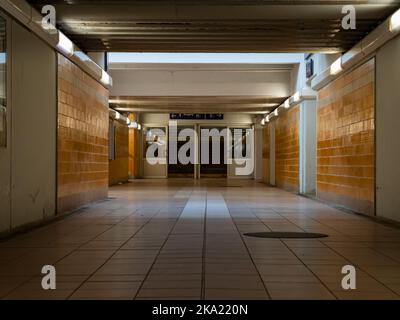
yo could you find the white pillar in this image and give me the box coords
[269,122,276,186]
[254,126,264,181]
[299,100,317,195]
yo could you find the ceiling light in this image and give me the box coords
[57,32,74,57]
[330,57,343,75]
[390,9,400,32]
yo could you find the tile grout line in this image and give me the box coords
[63,207,159,300]
[304,214,400,298]
[2,205,142,299]
[252,209,339,300]
[225,196,272,300]
[306,212,400,265]
[132,197,189,300]
[270,209,340,299]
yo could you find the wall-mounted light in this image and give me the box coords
[390,9,400,32]
[100,70,112,86]
[293,91,300,102]
[284,99,290,109]
[128,121,138,129]
[57,32,74,57]
[330,57,343,75]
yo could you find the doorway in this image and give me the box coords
[199,126,227,178]
[168,125,195,178]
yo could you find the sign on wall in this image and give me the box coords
[170,113,224,120]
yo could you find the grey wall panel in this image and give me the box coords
[0,15,10,233]
[376,35,400,223]
[10,21,56,228]
[299,100,316,196]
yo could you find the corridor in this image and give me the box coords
[1,180,399,300]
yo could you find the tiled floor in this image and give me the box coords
[1,179,400,300]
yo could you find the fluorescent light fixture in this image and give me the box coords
[330,57,343,75]
[129,121,138,129]
[74,51,90,62]
[57,32,74,57]
[100,70,111,86]
[390,9,400,32]
[293,91,301,102]
[284,99,290,109]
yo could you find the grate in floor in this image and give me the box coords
[243,232,328,239]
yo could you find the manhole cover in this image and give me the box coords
[243,232,328,239]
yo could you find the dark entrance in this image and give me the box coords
[200,126,227,178]
[168,126,195,178]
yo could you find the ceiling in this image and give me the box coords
[108,61,294,114]
[27,0,400,53]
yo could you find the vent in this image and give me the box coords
[244,232,328,239]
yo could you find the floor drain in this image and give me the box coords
[243,232,328,239]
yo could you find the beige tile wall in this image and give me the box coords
[317,59,375,215]
[262,126,270,184]
[274,105,300,192]
[109,119,129,185]
[57,54,109,213]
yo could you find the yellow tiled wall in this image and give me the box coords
[317,59,375,215]
[57,54,109,213]
[275,105,300,192]
[128,113,140,178]
[109,119,129,185]
[129,128,140,178]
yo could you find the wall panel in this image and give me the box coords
[109,119,129,185]
[262,126,270,184]
[275,105,300,192]
[317,59,375,215]
[10,21,56,229]
[376,35,400,222]
[57,54,109,213]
